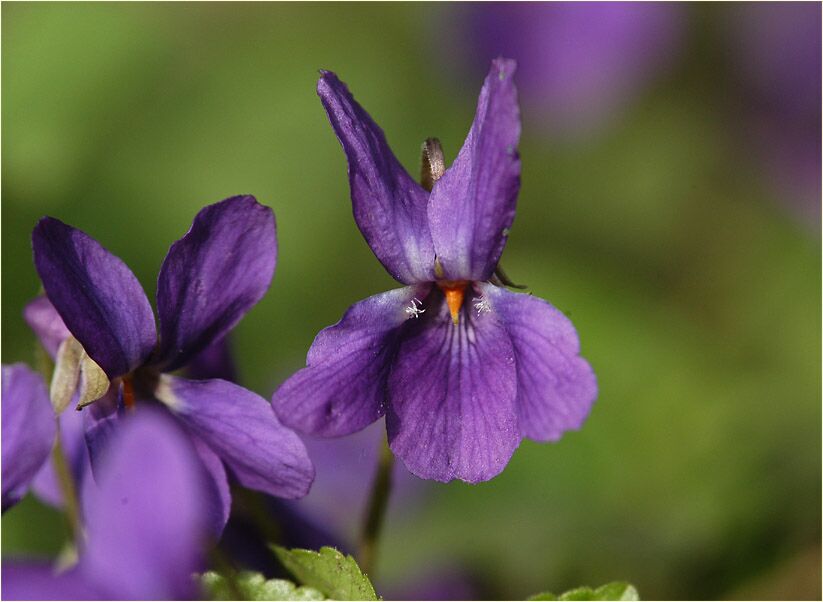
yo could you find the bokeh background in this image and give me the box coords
[2,2,820,600]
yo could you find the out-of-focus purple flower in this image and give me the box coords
[273,60,597,484]
[31,195,314,532]
[2,409,210,600]
[445,2,684,138]
[2,364,56,511]
[727,2,821,223]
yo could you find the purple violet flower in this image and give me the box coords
[2,363,56,511]
[446,3,683,138]
[2,409,210,600]
[31,195,314,530]
[272,60,597,484]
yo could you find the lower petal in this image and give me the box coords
[479,283,597,441]
[157,375,314,500]
[387,293,519,483]
[191,435,231,535]
[272,286,429,436]
[2,564,101,601]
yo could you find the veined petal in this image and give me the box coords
[318,71,435,283]
[2,364,56,511]
[23,296,71,359]
[154,196,276,372]
[387,290,519,483]
[479,283,597,441]
[32,218,156,378]
[1,564,101,601]
[272,285,430,436]
[156,375,314,500]
[427,58,521,281]
[81,409,208,600]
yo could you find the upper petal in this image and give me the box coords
[272,285,430,436]
[2,364,56,511]
[318,71,435,283]
[23,296,71,359]
[154,196,276,372]
[386,289,519,483]
[156,375,315,500]
[479,283,597,441]
[80,408,208,600]
[32,218,156,378]
[427,59,521,281]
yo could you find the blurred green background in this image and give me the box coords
[2,3,820,600]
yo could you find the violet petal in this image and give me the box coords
[157,375,314,500]
[81,408,208,600]
[32,218,156,378]
[154,196,276,372]
[2,364,56,511]
[318,71,436,284]
[23,296,71,359]
[479,283,597,441]
[272,286,430,436]
[387,292,519,483]
[1,564,101,601]
[427,58,521,281]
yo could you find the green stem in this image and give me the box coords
[52,425,82,543]
[358,436,395,578]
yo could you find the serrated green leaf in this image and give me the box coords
[528,582,639,601]
[201,570,326,601]
[272,545,379,601]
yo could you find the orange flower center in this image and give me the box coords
[437,280,468,325]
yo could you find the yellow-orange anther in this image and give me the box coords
[438,281,468,325]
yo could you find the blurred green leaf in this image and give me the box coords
[201,570,325,601]
[272,545,378,601]
[528,582,639,601]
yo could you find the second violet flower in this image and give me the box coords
[273,59,598,484]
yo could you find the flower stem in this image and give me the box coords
[358,435,395,578]
[52,425,82,543]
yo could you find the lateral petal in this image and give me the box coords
[272,286,429,436]
[156,375,314,500]
[479,283,597,441]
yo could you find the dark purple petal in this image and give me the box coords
[154,196,276,372]
[185,335,237,382]
[157,375,314,500]
[2,364,56,511]
[31,405,90,508]
[32,218,156,378]
[318,71,436,284]
[81,408,208,600]
[23,296,71,359]
[1,563,101,601]
[191,434,232,535]
[427,58,521,281]
[387,289,519,483]
[273,286,430,436]
[479,283,597,441]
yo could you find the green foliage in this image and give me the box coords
[201,570,325,601]
[528,582,639,601]
[272,546,379,601]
